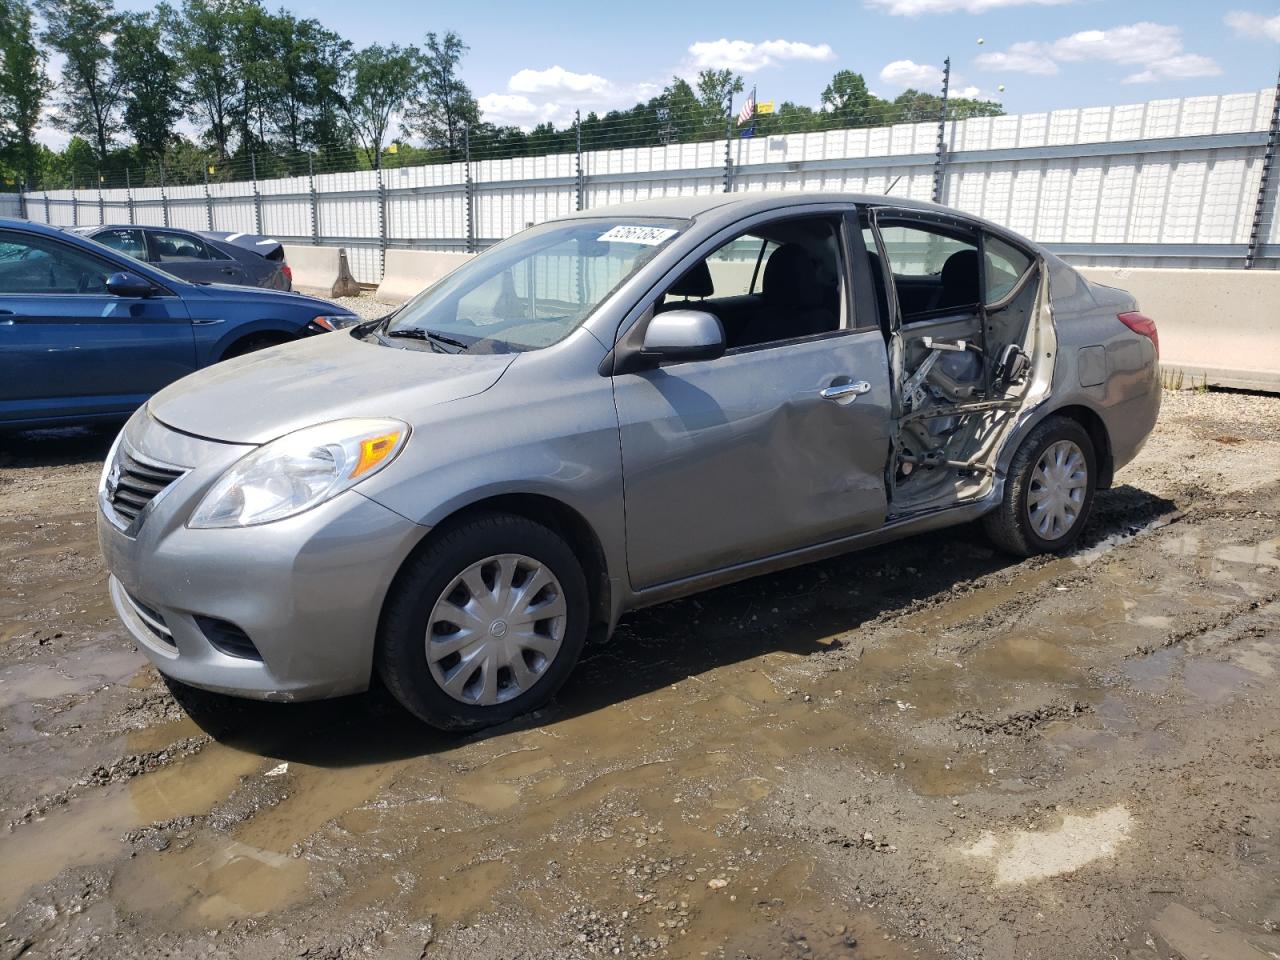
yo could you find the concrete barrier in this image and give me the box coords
[376,250,475,304]
[282,244,361,299]
[1078,267,1280,393]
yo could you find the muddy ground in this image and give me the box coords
[1,389,1278,960]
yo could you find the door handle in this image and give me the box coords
[0,310,13,326]
[820,380,872,401]
[220,267,237,275]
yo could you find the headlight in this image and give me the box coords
[311,314,362,331]
[188,418,409,528]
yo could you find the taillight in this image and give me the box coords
[1118,311,1158,358]
[282,264,293,282]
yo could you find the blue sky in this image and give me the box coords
[93,0,1280,136]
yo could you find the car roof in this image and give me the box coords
[558,191,944,221]
[557,190,1046,252]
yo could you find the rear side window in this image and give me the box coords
[150,230,212,261]
[983,234,1033,303]
[92,228,147,261]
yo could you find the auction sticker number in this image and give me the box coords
[597,225,679,246]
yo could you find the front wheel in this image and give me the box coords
[376,513,589,730]
[983,415,1097,557]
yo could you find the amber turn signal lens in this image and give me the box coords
[352,432,402,478]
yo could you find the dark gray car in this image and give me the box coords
[97,192,1161,732]
[72,225,291,290]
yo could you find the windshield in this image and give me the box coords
[379,217,685,353]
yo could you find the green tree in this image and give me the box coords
[159,0,241,159]
[820,70,886,126]
[694,68,744,134]
[0,0,51,186]
[112,13,183,163]
[340,43,419,169]
[269,14,350,157]
[406,31,478,153]
[36,0,124,163]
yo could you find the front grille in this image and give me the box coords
[107,448,184,526]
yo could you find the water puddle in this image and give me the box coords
[0,742,264,914]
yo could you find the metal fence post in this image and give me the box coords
[931,57,952,204]
[575,110,584,211]
[464,125,475,253]
[250,152,262,234]
[1245,66,1280,269]
[723,93,734,193]
[376,166,387,279]
[203,166,213,230]
[43,191,50,223]
[97,171,104,224]
[71,181,78,226]
[308,156,319,243]
[18,181,28,220]
[160,164,170,227]
[125,168,135,224]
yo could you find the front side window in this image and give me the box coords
[0,231,113,294]
[92,228,147,261]
[150,230,211,261]
[656,215,846,351]
[381,218,685,353]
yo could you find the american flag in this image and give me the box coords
[737,90,756,127]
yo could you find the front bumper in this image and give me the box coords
[97,410,427,701]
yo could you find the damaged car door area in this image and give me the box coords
[866,210,1045,520]
[610,208,893,589]
[611,202,1049,595]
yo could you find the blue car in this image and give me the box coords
[0,217,358,430]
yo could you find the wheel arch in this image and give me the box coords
[384,492,613,642]
[1047,404,1114,489]
[217,326,297,361]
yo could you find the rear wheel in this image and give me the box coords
[376,513,589,730]
[983,415,1096,556]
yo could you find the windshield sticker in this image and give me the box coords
[597,225,678,246]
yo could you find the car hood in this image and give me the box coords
[182,282,347,314]
[147,331,516,444]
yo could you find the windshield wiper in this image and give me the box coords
[386,327,469,353]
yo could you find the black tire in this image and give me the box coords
[983,415,1097,557]
[376,512,590,731]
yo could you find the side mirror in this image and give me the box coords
[106,271,153,298]
[640,309,725,364]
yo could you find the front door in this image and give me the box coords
[612,212,892,590]
[0,229,195,425]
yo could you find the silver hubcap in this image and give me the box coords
[425,554,567,707]
[1027,439,1088,541]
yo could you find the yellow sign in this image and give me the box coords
[387,143,399,154]
[208,165,216,175]
[757,101,775,115]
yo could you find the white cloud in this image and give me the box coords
[686,38,836,73]
[867,0,1072,14]
[1225,10,1280,42]
[509,66,609,96]
[477,93,541,124]
[974,41,1059,75]
[975,22,1220,83]
[879,59,944,89]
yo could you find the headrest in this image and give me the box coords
[763,244,822,308]
[940,249,980,305]
[668,259,713,298]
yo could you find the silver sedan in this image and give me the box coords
[97,192,1161,730]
